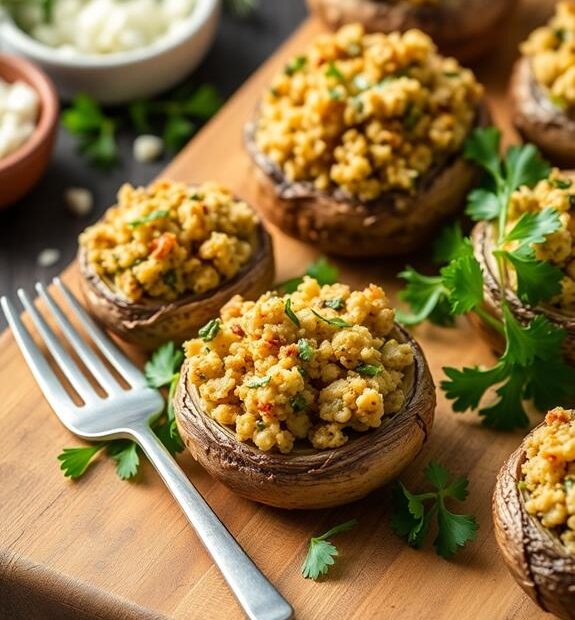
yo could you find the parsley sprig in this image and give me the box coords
[278,257,339,293]
[398,127,575,430]
[301,519,357,580]
[62,85,222,169]
[58,342,184,479]
[391,462,478,559]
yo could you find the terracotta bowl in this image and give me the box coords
[0,54,59,209]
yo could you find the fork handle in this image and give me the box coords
[131,424,293,620]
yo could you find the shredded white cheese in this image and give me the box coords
[14,0,197,56]
[0,79,39,160]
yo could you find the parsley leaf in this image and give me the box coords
[285,55,307,76]
[355,363,382,376]
[58,444,106,478]
[198,318,221,342]
[246,375,271,388]
[464,126,502,181]
[391,461,478,559]
[324,297,345,310]
[145,341,184,388]
[128,209,169,228]
[504,208,561,248]
[297,338,314,362]
[466,188,501,221]
[440,254,484,315]
[107,441,140,480]
[284,298,301,327]
[301,519,357,580]
[311,309,351,328]
[432,223,472,263]
[396,269,452,327]
[325,62,344,80]
[504,143,551,193]
[290,393,307,412]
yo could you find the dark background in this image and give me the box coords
[0,0,308,327]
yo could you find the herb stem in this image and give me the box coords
[474,306,505,335]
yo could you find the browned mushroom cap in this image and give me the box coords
[174,323,435,510]
[511,57,575,167]
[470,219,575,364]
[305,0,518,63]
[78,223,275,351]
[493,437,575,620]
[245,103,490,258]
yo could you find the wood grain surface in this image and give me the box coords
[0,1,560,618]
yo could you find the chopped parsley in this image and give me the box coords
[198,318,221,342]
[128,209,169,228]
[355,363,382,377]
[301,519,357,580]
[284,297,301,328]
[311,309,351,328]
[285,55,307,76]
[247,375,271,388]
[297,338,314,361]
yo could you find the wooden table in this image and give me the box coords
[0,1,560,618]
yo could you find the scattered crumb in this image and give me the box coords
[37,248,61,268]
[65,187,94,217]
[133,135,164,163]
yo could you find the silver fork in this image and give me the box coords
[1,278,293,620]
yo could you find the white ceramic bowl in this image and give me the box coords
[0,0,221,104]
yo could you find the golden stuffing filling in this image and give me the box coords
[521,407,575,554]
[80,180,259,302]
[254,24,483,201]
[184,277,414,453]
[521,1,575,111]
[508,170,575,310]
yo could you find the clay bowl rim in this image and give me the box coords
[0,53,58,175]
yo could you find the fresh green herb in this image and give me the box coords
[391,461,478,559]
[128,209,169,228]
[297,338,314,362]
[284,298,301,328]
[403,103,422,131]
[301,519,357,580]
[355,363,382,377]
[552,177,573,190]
[278,257,339,293]
[325,62,345,81]
[246,375,271,388]
[443,71,460,78]
[61,94,119,169]
[285,55,307,76]
[311,309,351,328]
[224,0,259,16]
[398,127,575,429]
[255,420,267,431]
[565,478,575,492]
[63,85,221,169]
[290,394,307,412]
[198,319,221,342]
[163,269,178,290]
[145,341,184,388]
[517,480,528,491]
[58,342,185,480]
[324,297,345,310]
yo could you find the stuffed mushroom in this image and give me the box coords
[245,24,488,257]
[78,180,275,350]
[305,0,518,63]
[174,277,435,509]
[512,2,575,166]
[493,407,575,620]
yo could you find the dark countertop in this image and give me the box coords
[0,0,307,327]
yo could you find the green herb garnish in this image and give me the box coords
[355,363,382,377]
[301,519,357,580]
[284,298,301,327]
[397,127,575,430]
[324,297,345,310]
[128,209,169,228]
[391,461,478,559]
[325,62,344,81]
[278,257,339,293]
[290,394,307,412]
[246,375,271,388]
[312,309,351,328]
[285,55,307,76]
[198,319,221,342]
[297,338,314,362]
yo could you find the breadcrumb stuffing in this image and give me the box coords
[79,180,259,302]
[522,407,575,553]
[184,277,414,453]
[255,23,483,200]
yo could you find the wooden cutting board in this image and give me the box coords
[0,2,560,618]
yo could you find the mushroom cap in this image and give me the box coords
[305,0,518,63]
[174,323,435,510]
[470,220,575,364]
[245,103,490,258]
[511,56,575,167]
[78,222,275,351]
[493,434,575,620]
